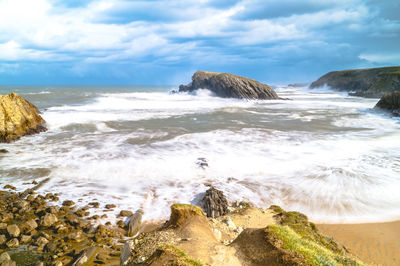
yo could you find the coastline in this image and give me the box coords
[317,220,400,265]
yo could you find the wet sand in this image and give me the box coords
[317,221,400,266]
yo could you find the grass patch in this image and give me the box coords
[268,225,365,266]
[159,244,203,266]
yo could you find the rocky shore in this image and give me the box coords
[310,66,400,98]
[0,184,366,266]
[179,71,281,100]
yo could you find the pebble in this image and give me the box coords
[6,238,19,248]
[7,224,20,237]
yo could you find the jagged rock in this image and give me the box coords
[310,66,400,98]
[6,224,20,237]
[179,71,281,99]
[374,91,400,116]
[0,92,47,142]
[127,209,143,237]
[166,204,206,228]
[41,213,58,227]
[202,186,229,218]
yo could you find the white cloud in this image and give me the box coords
[359,53,400,64]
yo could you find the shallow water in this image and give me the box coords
[0,85,399,223]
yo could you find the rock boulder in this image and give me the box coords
[179,71,280,99]
[374,91,400,116]
[0,92,46,142]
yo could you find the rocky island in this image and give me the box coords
[179,71,281,100]
[0,93,47,143]
[310,66,400,98]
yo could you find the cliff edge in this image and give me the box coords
[0,92,47,142]
[310,66,400,98]
[179,71,280,99]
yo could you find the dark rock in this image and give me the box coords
[62,200,75,207]
[3,185,16,190]
[310,66,400,97]
[119,210,133,217]
[88,202,100,208]
[0,149,8,153]
[202,186,229,218]
[374,91,400,116]
[179,71,281,99]
[105,204,116,209]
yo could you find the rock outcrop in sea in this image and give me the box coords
[310,66,400,98]
[179,71,280,99]
[374,91,400,116]
[0,92,47,142]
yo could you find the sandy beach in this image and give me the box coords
[317,221,400,265]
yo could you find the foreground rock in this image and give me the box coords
[124,203,365,265]
[0,92,47,142]
[179,71,281,99]
[0,184,124,265]
[310,66,400,98]
[374,91,400,116]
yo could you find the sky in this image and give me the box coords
[0,0,399,85]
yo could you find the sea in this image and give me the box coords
[0,85,399,223]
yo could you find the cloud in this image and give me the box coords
[0,0,398,84]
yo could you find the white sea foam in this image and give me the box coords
[1,87,399,223]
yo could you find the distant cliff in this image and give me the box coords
[0,92,47,142]
[179,71,280,99]
[310,66,400,98]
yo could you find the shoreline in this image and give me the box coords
[317,220,400,265]
[1,182,399,265]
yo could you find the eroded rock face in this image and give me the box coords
[0,92,46,142]
[374,91,400,116]
[179,71,280,99]
[202,186,229,218]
